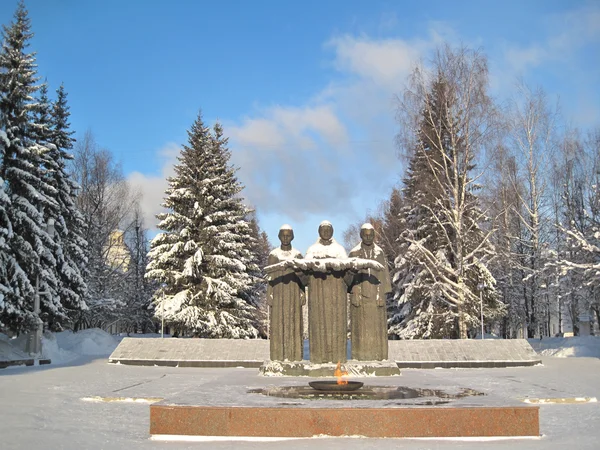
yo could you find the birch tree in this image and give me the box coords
[506,83,558,337]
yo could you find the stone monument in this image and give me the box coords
[266,225,306,361]
[347,223,392,361]
[261,221,400,376]
[304,220,349,363]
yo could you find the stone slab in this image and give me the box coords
[389,338,541,367]
[259,360,401,376]
[108,337,270,368]
[109,337,540,369]
[149,404,539,438]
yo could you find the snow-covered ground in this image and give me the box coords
[528,336,600,358]
[0,330,599,449]
[0,329,167,364]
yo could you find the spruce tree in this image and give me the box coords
[0,146,34,330]
[390,88,454,338]
[146,112,259,338]
[48,83,88,326]
[391,70,504,339]
[246,214,272,337]
[0,1,61,332]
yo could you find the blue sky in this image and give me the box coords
[1,0,599,252]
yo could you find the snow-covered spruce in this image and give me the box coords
[390,62,504,339]
[0,3,74,332]
[146,112,259,338]
[32,82,89,329]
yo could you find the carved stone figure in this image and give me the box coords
[305,221,348,363]
[266,225,306,361]
[348,223,392,361]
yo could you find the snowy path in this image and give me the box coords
[0,355,599,449]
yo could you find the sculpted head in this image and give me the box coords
[278,224,294,247]
[318,220,334,241]
[360,223,375,246]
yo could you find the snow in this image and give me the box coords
[265,257,384,274]
[1,351,600,448]
[528,336,600,358]
[0,333,29,361]
[305,238,347,259]
[1,333,600,448]
[269,247,301,260]
[0,329,119,364]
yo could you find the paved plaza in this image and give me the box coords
[0,354,598,449]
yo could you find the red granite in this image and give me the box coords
[150,405,539,438]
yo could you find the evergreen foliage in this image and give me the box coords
[46,83,88,328]
[146,112,259,338]
[247,215,272,337]
[0,1,63,332]
[391,63,504,339]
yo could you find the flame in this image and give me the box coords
[334,361,348,385]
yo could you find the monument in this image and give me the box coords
[304,220,349,363]
[261,221,400,376]
[347,223,392,361]
[266,225,306,361]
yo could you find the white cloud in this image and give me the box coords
[326,35,423,89]
[125,6,598,249]
[127,142,179,230]
[224,33,436,235]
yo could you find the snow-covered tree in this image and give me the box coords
[120,209,155,334]
[0,159,34,330]
[390,46,505,339]
[46,83,88,328]
[548,129,600,334]
[247,214,272,337]
[146,112,259,338]
[484,144,526,337]
[0,1,62,332]
[70,131,137,329]
[504,83,558,337]
[379,187,404,271]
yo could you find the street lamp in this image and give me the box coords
[477,282,486,339]
[160,283,167,338]
[27,218,55,355]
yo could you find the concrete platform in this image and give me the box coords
[108,337,541,369]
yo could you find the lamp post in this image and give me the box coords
[27,218,55,355]
[161,284,166,338]
[477,282,486,339]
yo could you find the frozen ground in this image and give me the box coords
[0,331,599,449]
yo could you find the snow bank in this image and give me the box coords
[46,329,118,363]
[1,329,119,365]
[529,336,600,358]
[0,333,29,361]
